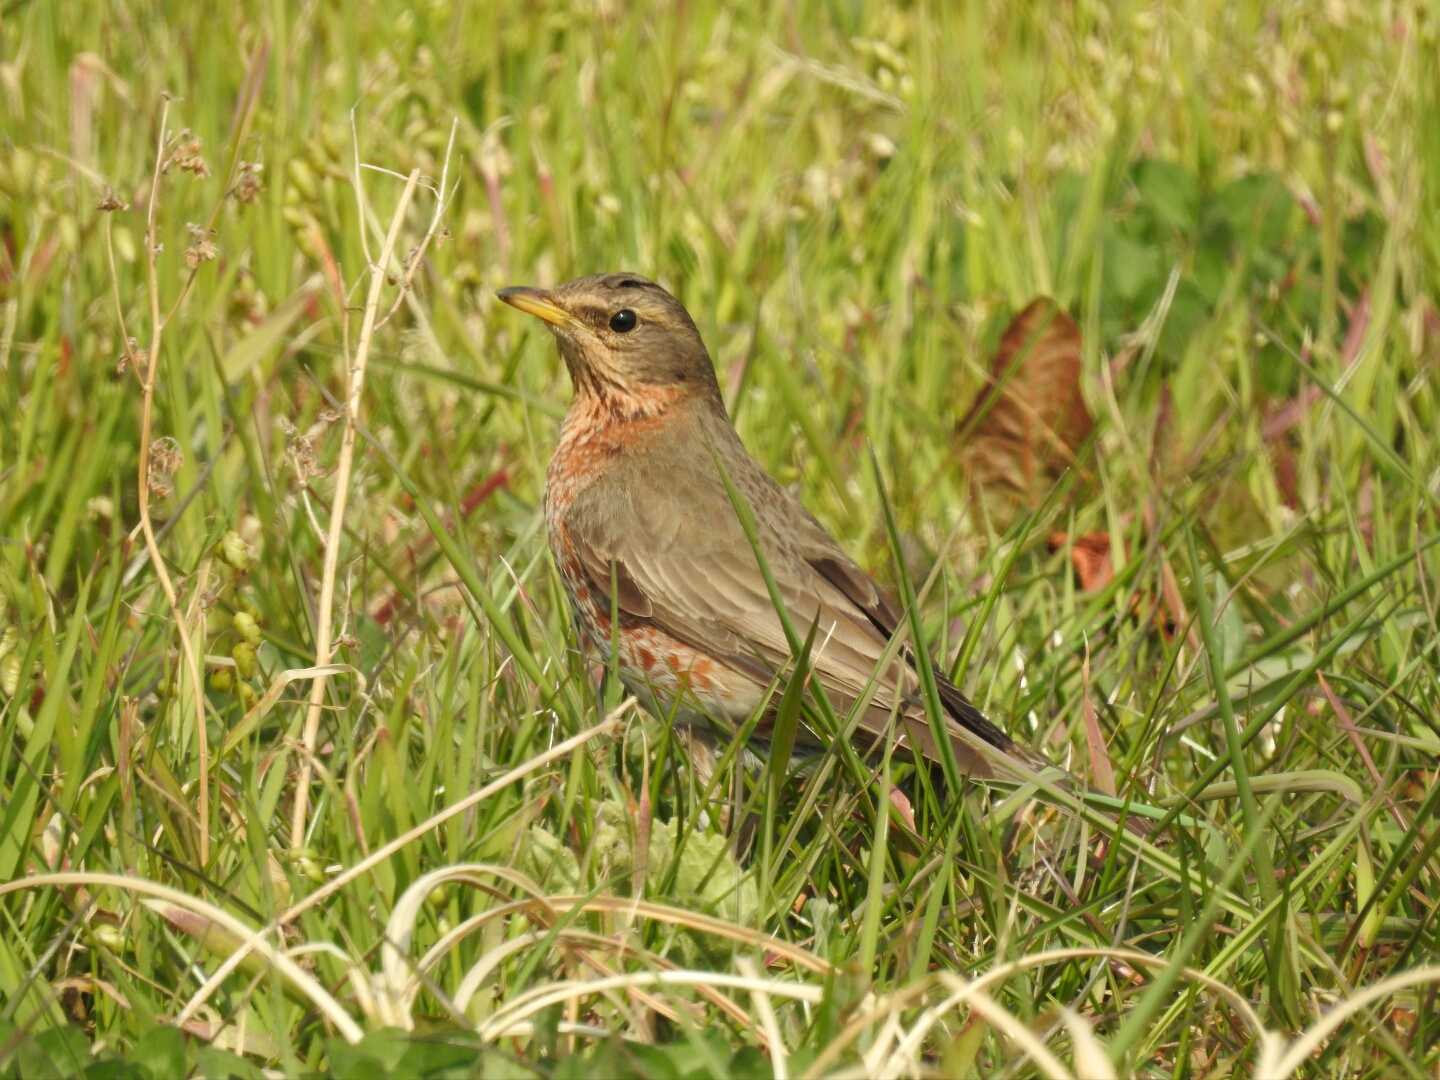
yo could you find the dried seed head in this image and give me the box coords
[183,222,218,268]
[148,435,183,498]
[116,337,146,376]
[169,130,211,177]
[229,161,264,204]
[97,187,129,212]
[281,411,340,485]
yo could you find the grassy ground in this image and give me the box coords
[2,0,1439,1075]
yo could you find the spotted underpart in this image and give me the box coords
[547,388,769,727]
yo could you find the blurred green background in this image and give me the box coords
[2,1,1438,1075]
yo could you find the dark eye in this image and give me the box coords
[609,309,638,333]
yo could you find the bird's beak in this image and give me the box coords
[496,285,573,328]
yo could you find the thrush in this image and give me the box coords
[497,273,1073,793]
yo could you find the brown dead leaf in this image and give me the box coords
[1050,527,1184,644]
[958,298,1093,523]
[1080,651,1117,797]
[887,787,917,832]
[1048,530,1115,593]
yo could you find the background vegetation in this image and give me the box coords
[2,0,1438,1075]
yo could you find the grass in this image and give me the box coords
[2,0,1438,1075]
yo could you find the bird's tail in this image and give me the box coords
[931,677,1154,837]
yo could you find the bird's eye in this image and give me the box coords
[609,309,638,333]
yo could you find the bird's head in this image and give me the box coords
[497,273,722,408]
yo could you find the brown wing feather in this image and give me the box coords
[806,554,1021,756]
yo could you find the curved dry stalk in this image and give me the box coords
[374,118,459,334]
[447,929,620,1016]
[289,165,420,849]
[435,914,758,1036]
[873,976,1074,1079]
[0,872,363,1043]
[134,97,212,864]
[1057,1006,1119,1080]
[478,970,824,1042]
[445,926,749,1037]
[286,117,457,850]
[376,862,552,1021]
[800,945,1271,1078]
[738,957,788,1080]
[1259,965,1440,1077]
[175,710,625,1027]
[537,894,837,975]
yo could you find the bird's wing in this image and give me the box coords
[562,439,1033,777]
[565,454,885,697]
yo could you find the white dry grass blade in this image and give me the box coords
[446,927,672,1018]
[1057,1006,1117,1080]
[174,709,626,1028]
[378,862,552,1021]
[1257,965,1440,1078]
[480,1020,615,1041]
[443,915,776,1037]
[801,946,1271,1077]
[0,872,363,1043]
[864,1012,910,1078]
[532,894,836,975]
[477,971,824,1042]
[738,957,789,1080]
[879,978,1075,1079]
[451,928,592,1015]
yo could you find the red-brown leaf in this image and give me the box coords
[1049,530,1115,593]
[958,298,1092,520]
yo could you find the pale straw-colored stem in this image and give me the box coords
[135,98,212,864]
[289,166,421,850]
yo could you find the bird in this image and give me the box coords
[496,272,1087,803]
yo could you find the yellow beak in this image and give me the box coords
[496,286,572,327]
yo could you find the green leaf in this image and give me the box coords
[127,1028,185,1080]
[1156,278,1211,362]
[1208,172,1298,257]
[1103,226,1164,304]
[1340,210,1386,292]
[219,287,316,383]
[328,1029,410,1074]
[80,1062,148,1080]
[395,1033,486,1077]
[1192,229,1233,304]
[17,1027,90,1079]
[1256,343,1299,397]
[725,1046,773,1080]
[1132,158,1200,234]
[192,1047,269,1080]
